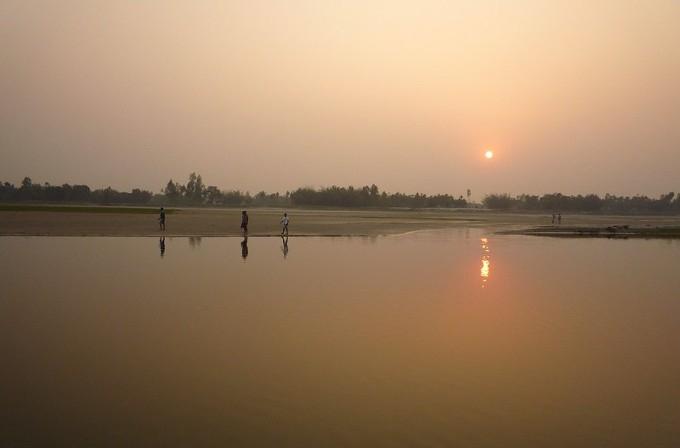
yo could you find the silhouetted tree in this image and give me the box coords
[164,180,181,202]
[184,172,206,203]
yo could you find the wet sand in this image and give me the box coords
[0,207,479,236]
[1,205,679,236]
[502,225,680,238]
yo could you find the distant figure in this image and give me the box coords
[551,213,556,225]
[280,212,289,236]
[159,207,166,231]
[558,213,562,225]
[241,210,249,236]
[241,236,248,260]
[281,235,289,259]
[159,236,166,257]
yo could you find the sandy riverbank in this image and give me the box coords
[501,225,680,238]
[2,205,680,237]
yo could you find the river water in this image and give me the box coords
[2,231,680,446]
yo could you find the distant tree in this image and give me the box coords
[0,181,17,201]
[483,194,517,210]
[130,188,153,203]
[180,172,207,203]
[656,192,675,212]
[71,185,91,202]
[205,186,222,205]
[164,180,181,202]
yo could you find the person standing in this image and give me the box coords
[159,207,166,231]
[241,210,249,236]
[280,212,289,236]
[558,213,562,225]
[551,213,556,225]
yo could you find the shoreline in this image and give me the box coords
[0,233,370,238]
[2,207,680,238]
[499,225,680,238]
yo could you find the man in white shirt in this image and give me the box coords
[280,212,289,236]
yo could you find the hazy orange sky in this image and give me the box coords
[1,1,679,197]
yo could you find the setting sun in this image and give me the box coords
[485,150,494,159]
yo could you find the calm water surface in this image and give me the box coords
[2,230,680,447]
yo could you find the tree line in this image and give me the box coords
[482,192,680,214]
[0,177,153,204]
[289,185,467,208]
[1,173,468,209]
[3,174,680,214]
[162,174,467,208]
[162,173,289,206]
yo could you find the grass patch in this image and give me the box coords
[0,204,174,214]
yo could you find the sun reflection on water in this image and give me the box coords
[480,237,491,287]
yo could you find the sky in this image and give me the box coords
[1,0,679,198]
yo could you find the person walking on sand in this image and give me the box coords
[241,210,249,236]
[159,207,166,231]
[280,212,289,236]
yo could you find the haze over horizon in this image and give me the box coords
[2,0,679,198]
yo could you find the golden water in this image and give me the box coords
[2,231,679,446]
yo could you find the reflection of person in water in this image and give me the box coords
[241,236,248,260]
[159,236,166,257]
[281,235,289,259]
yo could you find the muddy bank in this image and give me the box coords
[501,225,680,238]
